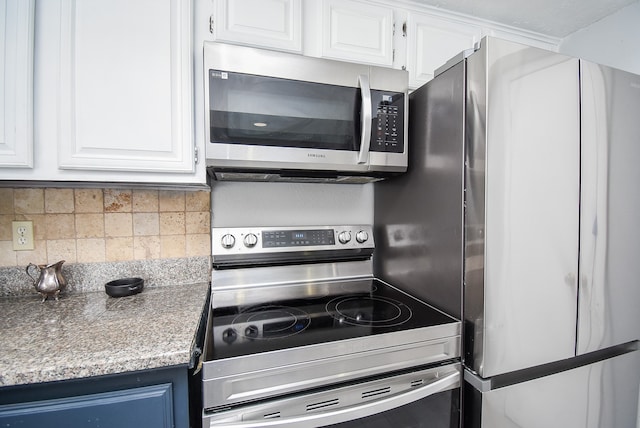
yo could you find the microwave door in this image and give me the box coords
[357,74,372,165]
[209,71,362,154]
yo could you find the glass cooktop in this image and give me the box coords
[209,279,457,360]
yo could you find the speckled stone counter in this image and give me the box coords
[0,282,209,387]
[0,256,211,297]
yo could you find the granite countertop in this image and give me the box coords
[0,282,209,387]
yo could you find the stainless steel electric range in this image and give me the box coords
[202,225,461,428]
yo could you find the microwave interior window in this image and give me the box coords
[209,70,360,150]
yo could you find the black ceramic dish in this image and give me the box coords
[105,277,144,297]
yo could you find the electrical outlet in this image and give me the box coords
[12,221,34,251]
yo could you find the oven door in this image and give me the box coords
[203,362,460,428]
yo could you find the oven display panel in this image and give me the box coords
[262,229,335,248]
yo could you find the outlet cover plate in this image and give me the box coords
[12,221,34,251]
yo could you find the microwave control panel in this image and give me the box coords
[371,90,405,153]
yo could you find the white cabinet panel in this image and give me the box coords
[407,13,481,87]
[213,0,302,53]
[57,0,194,174]
[0,0,34,168]
[321,0,393,66]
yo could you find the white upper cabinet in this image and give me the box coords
[212,0,302,53]
[319,0,394,66]
[0,0,34,168]
[206,1,559,89]
[210,0,395,67]
[0,0,206,184]
[56,0,194,174]
[406,12,482,88]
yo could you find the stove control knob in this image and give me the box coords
[222,328,237,344]
[338,231,352,244]
[356,230,369,243]
[243,233,258,248]
[221,234,235,249]
[245,325,259,339]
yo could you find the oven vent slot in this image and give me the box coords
[307,398,339,412]
[411,379,425,388]
[263,412,281,419]
[362,386,391,399]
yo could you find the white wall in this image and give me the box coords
[559,2,640,75]
[210,181,374,227]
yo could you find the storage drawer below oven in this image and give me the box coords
[203,362,460,428]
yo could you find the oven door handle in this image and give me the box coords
[206,369,459,428]
[357,74,372,165]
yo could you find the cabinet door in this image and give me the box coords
[406,12,481,88]
[0,384,173,428]
[320,0,394,66]
[57,0,194,174]
[0,0,34,168]
[212,0,302,53]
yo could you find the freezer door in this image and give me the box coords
[466,349,640,428]
[465,37,581,377]
[578,61,640,354]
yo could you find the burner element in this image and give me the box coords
[231,305,311,340]
[327,295,413,327]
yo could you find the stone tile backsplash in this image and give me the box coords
[0,187,211,267]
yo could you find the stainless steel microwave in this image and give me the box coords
[203,42,408,183]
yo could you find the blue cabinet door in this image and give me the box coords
[0,383,173,428]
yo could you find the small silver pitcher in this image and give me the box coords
[26,260,67,302]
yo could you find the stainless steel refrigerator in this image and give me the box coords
[373,36,640,427]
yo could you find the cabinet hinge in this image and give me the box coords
[209,15,214,34]
[194,147,199,164]
[402,22,407,37]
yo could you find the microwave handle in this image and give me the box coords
[357,74,372,164]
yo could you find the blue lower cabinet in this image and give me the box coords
[0,366,191,428]
[0,383,173,427]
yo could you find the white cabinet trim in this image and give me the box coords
[0,0,34,168]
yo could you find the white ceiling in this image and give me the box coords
[409,0,639,37]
